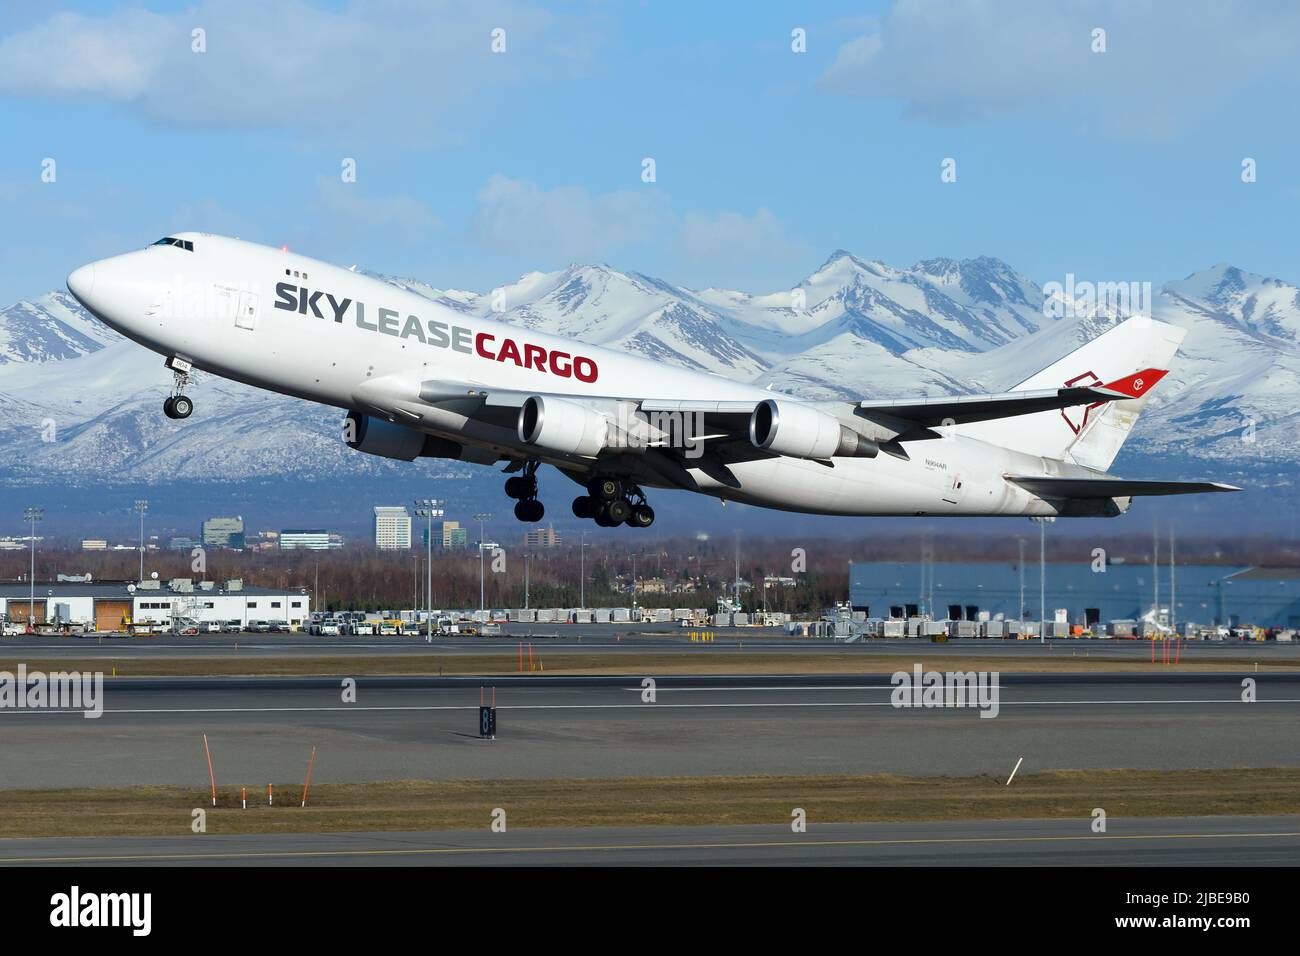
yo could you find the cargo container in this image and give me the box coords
[982,620,1007,639]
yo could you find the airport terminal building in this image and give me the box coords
[849,562,1300,629]
[0,579,310,630]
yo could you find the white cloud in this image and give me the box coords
[473,174,669,262]
[678,208,808,269]
[0,0,594,141]
[312,178,442,243]
[820,0,1300,139]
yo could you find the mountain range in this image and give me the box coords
[1,252,1296,534]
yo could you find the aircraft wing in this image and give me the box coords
[1007,476,1242,498]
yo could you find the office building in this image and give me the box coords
[201,516,245,549]
[373,506,412,550]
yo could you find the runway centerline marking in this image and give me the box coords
[1,698,1298,716]
[2,829,1298,865]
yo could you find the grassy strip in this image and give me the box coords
[0,652,1295,678]
[1,769,1296,838]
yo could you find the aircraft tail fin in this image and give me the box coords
[960,316,1184,471]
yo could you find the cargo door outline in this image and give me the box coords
[942,471,966,507]
[236,290,260,330]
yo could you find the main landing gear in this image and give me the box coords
[506,460,545,522]
[571,477,655,528]
[163,358,194,420]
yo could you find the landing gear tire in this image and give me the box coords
[163,397,176,419]
[629,504,655,528]
[505,475,536,500]
[514,499,544,522]
[572,495,597,519]
[170,395,193,419]
[588,477,621,501]
[604,498,631,525]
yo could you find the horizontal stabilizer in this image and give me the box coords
[857,382,1138,429]
[1007,476,1242,499]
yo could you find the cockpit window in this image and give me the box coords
[152,236,194,251]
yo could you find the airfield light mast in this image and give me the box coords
[474,513,492,615]
[133,499,148,582]
[415,499,444,642]
[23,507,43,629]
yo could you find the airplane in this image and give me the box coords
[65,232,1238,528]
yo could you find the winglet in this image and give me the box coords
[1102,367,1168,398]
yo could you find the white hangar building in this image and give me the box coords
[0,578,310,631]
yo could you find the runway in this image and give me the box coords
[4,630,1297,662]
[1,673,1296,788]
[1,816,1294,866]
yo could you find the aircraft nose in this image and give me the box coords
[66,262,96,301]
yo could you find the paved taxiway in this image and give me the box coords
[1,674,1296,788]
[1,816,1295,866]
[4,631,1297,662]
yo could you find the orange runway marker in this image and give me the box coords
[301,746,317,808]
[202,734,216,807]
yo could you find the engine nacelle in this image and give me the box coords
[345,412,469,462]
[518,395,608,457]
[749,399,878,460]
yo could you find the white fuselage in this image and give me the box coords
[67,233,1079,518]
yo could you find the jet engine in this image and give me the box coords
[749,399,878,460]
[517,395,608,457]
[345,412,467,461]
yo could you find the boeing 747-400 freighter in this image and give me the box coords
[66,233,1238,528]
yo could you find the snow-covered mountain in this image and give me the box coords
[1,255,1296,491]
[0,291,120,364]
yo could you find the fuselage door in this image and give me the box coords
[236,290,260,330]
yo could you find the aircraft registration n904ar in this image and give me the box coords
[66,233,1238,528]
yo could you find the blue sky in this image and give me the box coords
[1,0,1298,305]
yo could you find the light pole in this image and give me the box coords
[133,499,148,582]
[474,513,491,617]
[1017,537,1025,619]
[1031,517,1053,643]
[523,550,531,610]
[579,531,589,610]
[23,507,43,629]
[415,498,444,642]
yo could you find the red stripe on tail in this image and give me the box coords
[1103,367,1167,398]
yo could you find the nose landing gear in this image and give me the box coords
[163,357,194,420]
[163,395,193,420]
[506,460,545,522]
[572,477,655,528]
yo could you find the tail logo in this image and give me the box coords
[1060,371,1104,435]
[1061,367,1169,434]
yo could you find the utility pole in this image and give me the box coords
[579,531,588,610]
[1035,517,1053,642]
[474,513,491,617]
[1018,537,1026,620]
[133,499,148,582]
[415,499,444,642]
[1153,519,1160,625]
[733,532,740,611]
[1170,523,1177,634]
[524,550,531,610]
[23,507,43,629]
